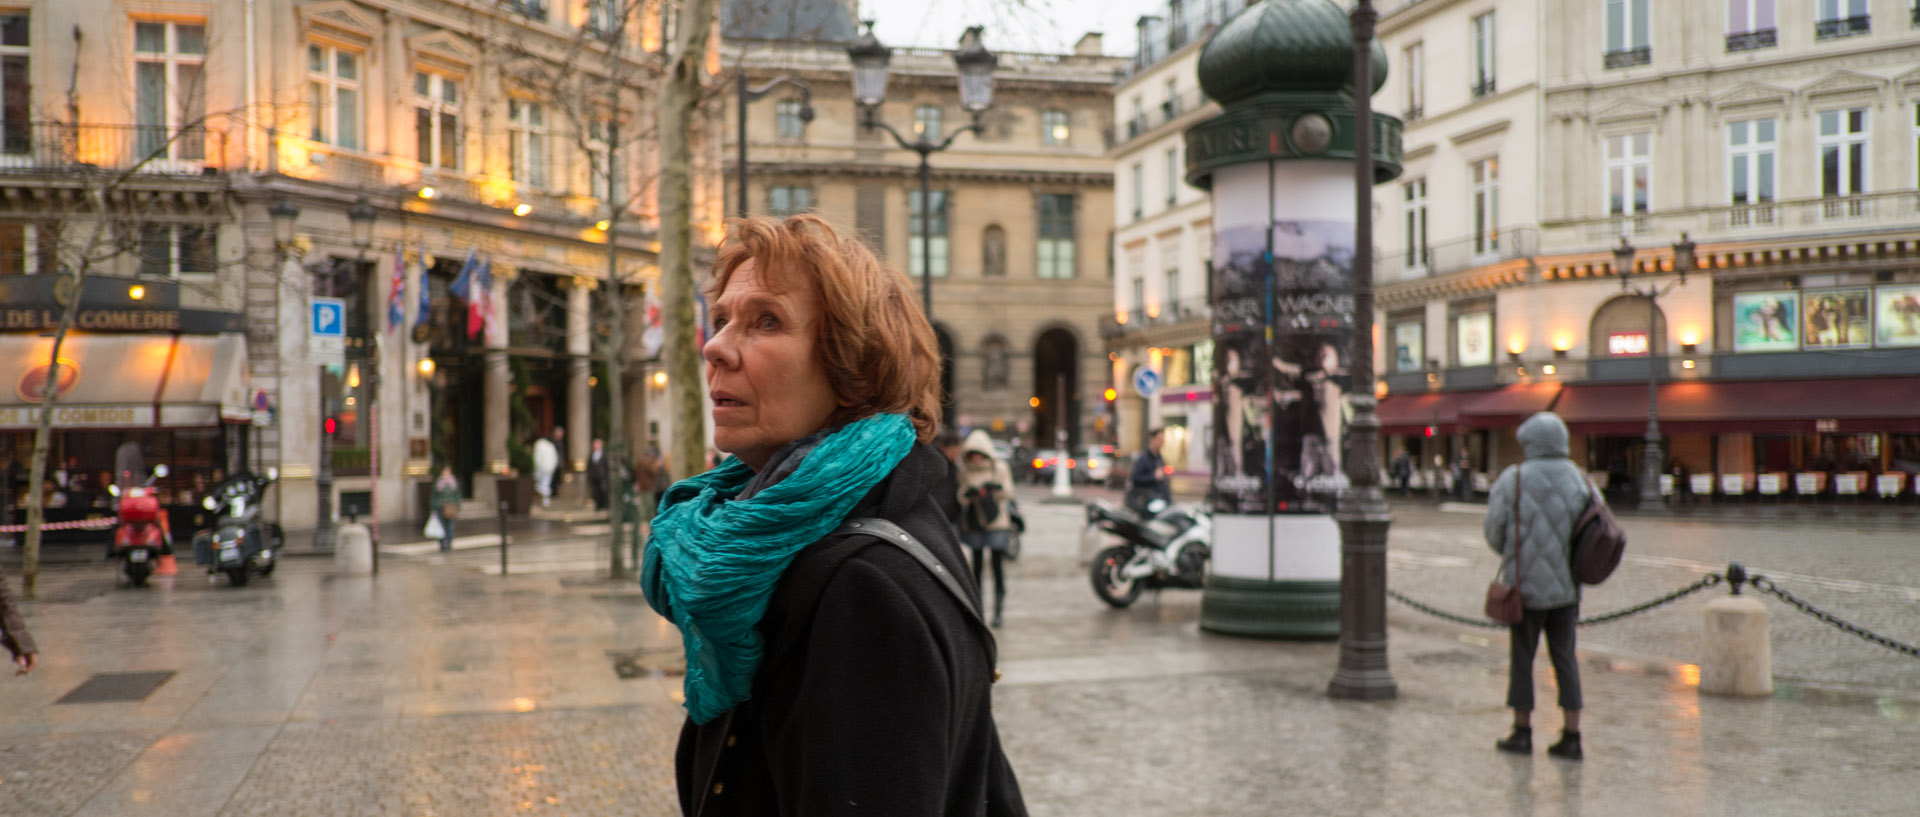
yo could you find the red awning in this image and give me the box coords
[1458,383,1564,429]
[1377,389,1498,435]
[1554,377,1920,435]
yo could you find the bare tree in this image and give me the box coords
[660,0,719,491]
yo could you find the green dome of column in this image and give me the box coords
[1198,0,1388,105]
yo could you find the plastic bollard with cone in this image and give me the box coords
[1699,563,1772,697]
[334,522,373,576]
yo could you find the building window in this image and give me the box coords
[1471,12,1496,98]
[509,100,549,189]
[1164,268,1179,311]
[1165,147,1179,206]
[1129,96,1145,139]
[414,72,460,170]
[1604,0,1651,68]
[775,99,807,139]
[1728,117,1776,226]
[307,43,361,150]
[1913,105,1920,189]
[1042,109,1070,145]
[1727,0,1778,51]
[1163,78,1179,120]
[136,21,207,162]
[1131,276,1145,315]
[768,185,811,215]
[1604,132,1651,216]
[1130,162,1144,219]
[1815,0,1870,39]
[1403,178,1428,272]
[1036,194,1077,279]
[1403,41,1424,121]
[913,104,942,139]
[908,189,948,278]
[138,225,215,278]
[1818,107,1868,216]
[982,225,1007,277]
[585,0,620,37]
[1471,158,1499,257]
[0,15,25,156]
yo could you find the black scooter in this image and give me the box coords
[192,469,282,586]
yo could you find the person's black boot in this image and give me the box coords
[991,594,1004,628]
[1547,731,1582,761]
[1495,726,1532,755]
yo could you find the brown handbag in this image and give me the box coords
[1484,464,1525,625]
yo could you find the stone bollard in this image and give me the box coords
[1699,594,1772,696]
[333,522,373,576]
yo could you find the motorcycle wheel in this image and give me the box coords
[1090,545,1143,608]
[225,567,250,587]
[125,561,150,588]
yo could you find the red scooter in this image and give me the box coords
[109,465,173,588]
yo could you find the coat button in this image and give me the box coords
[712,783,724,795]
[992,669,1002,683]
[726,735,737,747]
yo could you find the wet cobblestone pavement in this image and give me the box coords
[2,490,1917,816]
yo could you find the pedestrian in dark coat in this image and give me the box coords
[1484,411,1594,761]
[0,558,36,675]
[643,214,1024,816]
[587,438,610,511]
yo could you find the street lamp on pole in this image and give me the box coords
[1615,233,1693,509]
[313,197,377,552]
[847,20,996,323]
[735,73,813,220]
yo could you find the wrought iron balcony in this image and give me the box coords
[1725,28,1777,51]
[1814,14,1870,39]
[1376,227,1540,281]
[0,122,227,175]
[1471,79,1496,99]
[1603,46,1652,69]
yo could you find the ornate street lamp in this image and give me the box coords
[348,197,376,251]
[269,197,300,248]
[1617,234,1691,508]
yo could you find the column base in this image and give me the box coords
[1199,574,1341,639]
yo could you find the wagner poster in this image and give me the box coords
[1802,287,1871,349]
[1732,291,1798,352]
[1875,284,1920,348]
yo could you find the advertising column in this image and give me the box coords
[1183,0,1399,638]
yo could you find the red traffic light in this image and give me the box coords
[1424,425,1436,438]
[324,417,338,435]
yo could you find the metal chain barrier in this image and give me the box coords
[1387,573,1724,629]
[1749,575,1920,659]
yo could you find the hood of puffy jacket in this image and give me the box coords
[1517,412,1570,460]
[960,429,997,461]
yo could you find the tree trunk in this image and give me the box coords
[604,117,628,577]
[659,0,716,482]
[21,261,91,597]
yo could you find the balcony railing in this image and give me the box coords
[1815,14,1870,39]
[1378,227,1540,280]
[1540,190,1920,248]
[1113,87,1213,150]
[0,122,227,174]
[1603,46,1651,69]
[1402,105,1424,123]
[1471,79,1496,99]
[1726,28,1777,51]
[1107,299,1211,336]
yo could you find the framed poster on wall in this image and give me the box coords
[1875,284,1920,348]
[1802,288,1871,349]
[1393,321,1424,372]
[1731,291,1798,352]
[1455,311,1493,366]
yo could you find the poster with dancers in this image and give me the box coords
[1732,291,1798,352]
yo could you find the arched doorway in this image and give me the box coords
[933,324,957,430]
[1589,294,1667,358]
[1031,327,1079,450]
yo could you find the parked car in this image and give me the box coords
[1079,446,1117,486]
[1028,449,1065,484]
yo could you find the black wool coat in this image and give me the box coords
[673,442,1026,817]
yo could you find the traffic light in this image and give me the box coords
[324,416,338,435]
[1424,425,1435,438]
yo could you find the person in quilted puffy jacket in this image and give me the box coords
[1484,411,1597,761]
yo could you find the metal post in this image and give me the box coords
[1050,373,1072,499]
[368,336,380,576]
[918,148,933,321]
[315,264,334,552]
[498,499,509,577]
[1639,291,1665,507]
[736,71,749,220]
[1329,0,1398,700]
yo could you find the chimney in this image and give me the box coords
[1074,32,1104,56]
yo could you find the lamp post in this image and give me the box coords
[1614,233,1693,509]
[736,73,813,219]
[313,197,376,552]
[847,21,996,322]
[268,197,304,541]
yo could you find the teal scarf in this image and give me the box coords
[641,413,916,723]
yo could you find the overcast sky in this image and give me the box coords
[864,0,1164,55]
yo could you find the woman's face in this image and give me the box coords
[704,259,841,471]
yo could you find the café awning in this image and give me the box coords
[1457,383,1564,429]
[1377,389,1498,435]
[1553,377,1920,435]
[0,332,250,429]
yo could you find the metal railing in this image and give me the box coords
[1815,14,1870,39]
[1471,79,1496,99]
[1113,87,1214,149]
[1105,299,1211,336]
[1377,226,1540,280]
[0,122,227,174]
[1604,46,1651,69]
[1725,28,1777,51]
[1546,190,1920,246]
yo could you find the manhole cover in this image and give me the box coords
[57,671,176,704]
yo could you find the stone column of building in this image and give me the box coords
[1183,0,1401,638]
[481,265,514,507]
[566,276,596,505]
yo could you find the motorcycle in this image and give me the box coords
[107,465,173,588]
[1083,498,1211,608]
[191,468,282,586]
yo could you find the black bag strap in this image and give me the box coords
[1509,464,1524,596]
[835,517,998,670]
